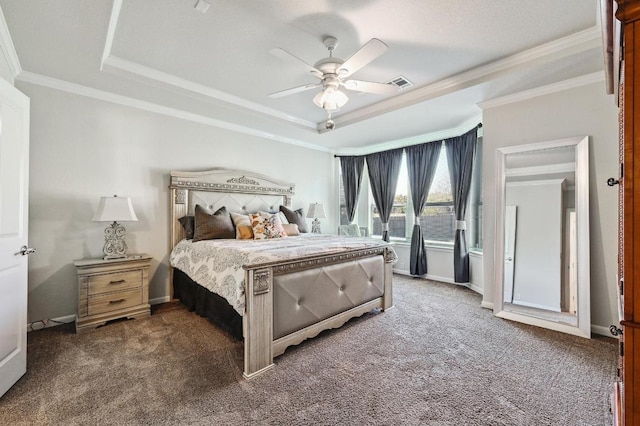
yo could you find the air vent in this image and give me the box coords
[194,0,211,13]
[387,75,413,89]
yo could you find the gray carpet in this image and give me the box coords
[0,275,617,425]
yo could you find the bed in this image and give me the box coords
[169,168,396,379]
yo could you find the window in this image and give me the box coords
[371,154,408,239]
[344,136,482,248]
[420,144,454,243]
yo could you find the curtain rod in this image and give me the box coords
[334,123,482,158]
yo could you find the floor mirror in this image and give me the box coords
[493,136,590,338]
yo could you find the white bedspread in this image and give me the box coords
[169,234,395,315]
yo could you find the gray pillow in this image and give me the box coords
[178,215,195,239]
[193,205,235,241]
[279,205,308,233]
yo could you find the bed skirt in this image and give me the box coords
[173,268,243,340]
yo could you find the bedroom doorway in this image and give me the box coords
[0,78,30,398]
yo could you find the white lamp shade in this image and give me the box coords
[92,195,138,222]
[313,88,348,111]
[306,203,326,219]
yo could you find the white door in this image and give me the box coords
[0,78,30,398]
[503,205,517,303]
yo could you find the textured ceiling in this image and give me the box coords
[0,0,602,152]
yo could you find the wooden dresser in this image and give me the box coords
[614,1,640,424]
[74,255,151,332]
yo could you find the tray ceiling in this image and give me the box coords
[0,0,603,152]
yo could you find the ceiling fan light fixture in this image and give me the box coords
[270,36,395,114]
[313,87,348,111]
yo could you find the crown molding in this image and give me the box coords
[334,114,482,156]
[101,55,318,131]
[0,5,21,78]
[99,0,316,131]
[324,26,602,133]
[477,71,605,109]
[99,0,599,135]
[15,71,332,153]
[100,0,122,69]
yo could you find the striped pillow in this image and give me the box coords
[192,205,235,242]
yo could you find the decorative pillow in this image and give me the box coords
[278,211,289,225]
[236,225,254,240]
[178,215,195,239]
[258,210,289,225]
[230,212,253,239]
[282,223,300,236]
[193,205,235,242]
[279,205,308,233]
[250,213,287,240]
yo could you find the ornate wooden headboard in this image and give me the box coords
[169,168,295,250]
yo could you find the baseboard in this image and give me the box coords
[150,296,171,305]
[392,268,413,277]
[27,314,76,332]
[393,268,457,285]
[393,268,486,294]
[480,301,494,310]
[27,297,170,332]
[426,274,457,285]
[468,283,483,295]
[26,297,610,340]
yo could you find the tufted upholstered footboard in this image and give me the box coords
[242,246,394,379]
[272,255,385,340]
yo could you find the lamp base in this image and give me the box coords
[102,221,129,259]
[311,218,322,234]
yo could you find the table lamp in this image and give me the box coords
[92,195,138,259]
[306,203,326,234]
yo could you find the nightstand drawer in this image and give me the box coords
[88,270,143,295]
[88,289,143,316]
[74,255,151,332]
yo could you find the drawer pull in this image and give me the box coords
[109,299,126,304]
[109,279,126,285]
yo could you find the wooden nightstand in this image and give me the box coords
[74,255,152,333]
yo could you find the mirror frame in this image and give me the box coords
[493,136,590,338]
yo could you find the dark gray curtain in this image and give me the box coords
[445,127,478,283]
[366,148,403,242]
[339,156,365,223]
[405,142,442,276]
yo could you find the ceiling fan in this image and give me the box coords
[268,36,399,116]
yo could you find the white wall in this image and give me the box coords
[481,81,619,331]
[18,82,336,323]
[392,244,484,293]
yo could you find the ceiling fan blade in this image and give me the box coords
[338,38,388,78]
[268,82,321,99]
[343,80,398,95]
[269,48,324,79]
